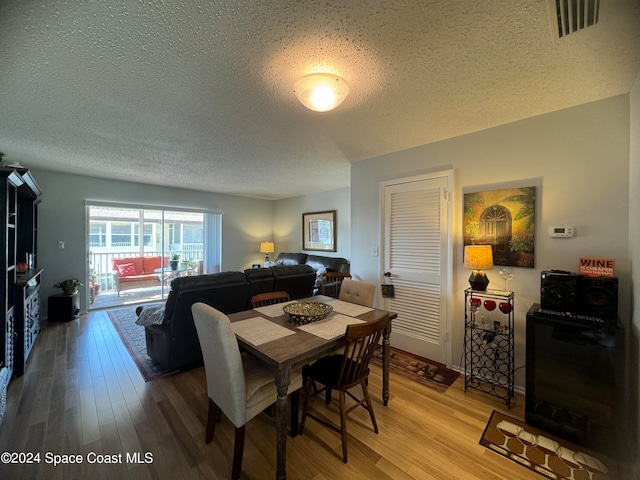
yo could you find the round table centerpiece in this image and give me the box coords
[283,301,333,324]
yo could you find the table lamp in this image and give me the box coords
[260,241,275,264]
[464,245,494,291]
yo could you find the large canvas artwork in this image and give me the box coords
[463,186,535,268]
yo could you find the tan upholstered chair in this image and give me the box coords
[338,278,376,307]
[191,302,303,480]
[299,314,389,463]
[251,291,290,308]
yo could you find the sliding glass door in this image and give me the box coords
[87,203,221,309]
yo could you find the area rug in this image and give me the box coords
[371,347,459,392]
[480,410,617,480]
[107,307,172,382]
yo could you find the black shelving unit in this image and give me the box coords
[464,288,514,407]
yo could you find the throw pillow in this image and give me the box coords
[117,263,137,277]
[315,266,327,287]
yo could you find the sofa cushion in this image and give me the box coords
[143,256,167,274]
[244,267,276,308]
[120,273,158,283]
[274,252,308,265]
[244,267,274,281]
[171,271,248,291]
[305,254,350,274]
[116,263,137,277]
[270,264,316,299]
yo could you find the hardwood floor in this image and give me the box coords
[0,310,586,479]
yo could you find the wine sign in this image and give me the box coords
[578,257,615,277]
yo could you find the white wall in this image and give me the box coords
[273,187,351,261]
[32,169,274,315]
[351,95,631,390]
[629,69,640,467]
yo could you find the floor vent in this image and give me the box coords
[554,0,600,37]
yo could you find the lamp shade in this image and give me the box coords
[464,245,494,291]
[293,73,350,112]
[464,245,494,270]
[259,242,275,254]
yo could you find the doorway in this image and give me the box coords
[86,203,221,309]
[380,170,453,365]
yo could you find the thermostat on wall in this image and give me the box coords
[548,226,574,238]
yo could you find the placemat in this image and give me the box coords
[297,314,365,340]
[254,300,296,317]
[326,299,373,317]
[231,316,296,345]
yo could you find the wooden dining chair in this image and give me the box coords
[191,302,303,480]
[320,272,352,298]
[251,291,291,308]
[299,314,390,463]
[338,278,376,307]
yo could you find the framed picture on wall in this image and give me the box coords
[303,210,336,252]
[463,186,535,268]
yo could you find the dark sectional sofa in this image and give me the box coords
[138,253,350,372]
[273,252,350,294]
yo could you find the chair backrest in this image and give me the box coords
[338,279,375,307]
[320,272,352,298]
[251,291,291,308]
[191,302,247,426]
[337,315,389,389]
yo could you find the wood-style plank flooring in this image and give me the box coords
[0,310,563,479]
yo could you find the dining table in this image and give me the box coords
[228,294,396,480]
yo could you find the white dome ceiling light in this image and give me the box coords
[293,73,350,112]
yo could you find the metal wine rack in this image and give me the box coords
[464,288,514,407]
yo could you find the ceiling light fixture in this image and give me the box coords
[293,73,350,112]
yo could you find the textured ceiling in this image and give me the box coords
[1,0,639,200]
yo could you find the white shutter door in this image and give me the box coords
[383,174,450,363]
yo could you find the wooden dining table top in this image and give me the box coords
[228,295,394,370]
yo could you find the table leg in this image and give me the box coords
[275,367,290,480]
[382,319,391,406]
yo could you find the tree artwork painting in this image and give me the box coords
[463,186,535,268]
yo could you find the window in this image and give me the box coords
[134,223,153,247]
[183,225,203,244]
[90,222,106,247]
[111,223,133,247]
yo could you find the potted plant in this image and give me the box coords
[170,253,180,271]
[88,268,101,301]
[54,278,84,295]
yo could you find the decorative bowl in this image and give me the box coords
[283,301,333,324]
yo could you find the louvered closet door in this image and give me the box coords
[382,174,450,364]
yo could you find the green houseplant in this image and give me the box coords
[54,278,84,295]
[170,253,180,271]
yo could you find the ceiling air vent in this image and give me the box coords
[554,0,600,37]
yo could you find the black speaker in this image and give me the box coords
[540,270,578,312]
[577,276,618,321]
